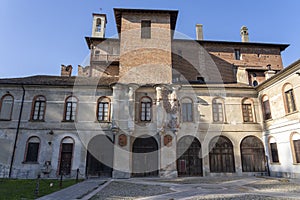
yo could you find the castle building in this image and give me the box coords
[0,8,299,179]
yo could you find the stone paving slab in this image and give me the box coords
[37,179,107,200]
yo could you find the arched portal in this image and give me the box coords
[177,136,202,176]
[132,136,158,177]
[86,135,114,177]
[241,136,266,172]
[209,136,235,173]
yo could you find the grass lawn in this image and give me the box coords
[0,178,81,200]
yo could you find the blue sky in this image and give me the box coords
[1,0,299,78]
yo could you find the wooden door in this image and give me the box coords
[132,136,158,177]
[177,136,202,176]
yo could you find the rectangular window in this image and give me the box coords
[98,102,109,121]
[141,20,151,39]
[141,102,151,121]
[65,102,77,121]
[25,143,39,162]
[182,103,193,122]
[270,143,279,163]
[242,104,253,122]
[234,49,241,60]
[32,101,46,121]
[294,140,300,163]
[263,100,272,120]
[285,89,296,113]
[213,103,223,122]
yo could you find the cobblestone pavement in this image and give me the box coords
[89,176,300,200]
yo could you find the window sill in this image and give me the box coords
[22,161,39,164]
[292,162,300,165]
[0,119,12,121]
[270,162,281,165]
[96,121,111,123]
[263,118,273,122]
[212,121,228,124]
[285,110,299,116]
[29,120,45,122]
[243,122,258,124]
[61,120,76,123]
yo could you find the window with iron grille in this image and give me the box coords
[293,139,300,163]
[270,142,279,163]
[213,102,223,122]
[242,103,253,122]
[285,89,296,113]
[262,99,272,120]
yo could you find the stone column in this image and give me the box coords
[128,84,138,131]
[159,131,178,178]
[112,131,131,178]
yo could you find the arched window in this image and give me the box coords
[97,97,110,122]
[31,95,46,121]
[24,136,40,163]
[242,98,255,123]
[212,98,225,123]
[96,18,101,32]
[262,95,272,120]
[140,97,152,122]
[283,84,297,114]
[181,98,193,122]
[209,136,235,173]
[0,94,14,120]
[291,133,300,163]
[59,137,74,175]
[269,137,279,163]
[64,96,78,121]
[240,136,266,172]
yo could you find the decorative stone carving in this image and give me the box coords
[164,135,172,147]
[118,134,127,147]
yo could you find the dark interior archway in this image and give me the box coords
[241,136,266,172]
[132,136,158,177]
[86,135,114,177]
[177,136,203,176]
[209,136,235,173]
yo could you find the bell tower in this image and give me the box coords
[92,13,107,38]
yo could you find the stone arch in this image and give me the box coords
[240,136,266,172]
[177,135,202,176]
[209,136,235,173]
[86,134,114,177]
[132,135,158,177]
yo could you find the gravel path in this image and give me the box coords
[89,177,300,200]
[190,194,295,200]
[90,181,174,200]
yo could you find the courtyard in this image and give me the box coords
[38,176,300,200]
[90,176,300,200]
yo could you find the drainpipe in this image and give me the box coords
[9,84,25,178]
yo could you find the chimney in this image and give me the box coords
[264,64,276,80]
[196,24,203,40]
[240,26,249,42]
[61,65,73,77]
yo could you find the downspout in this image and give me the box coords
[9,84,25,178]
